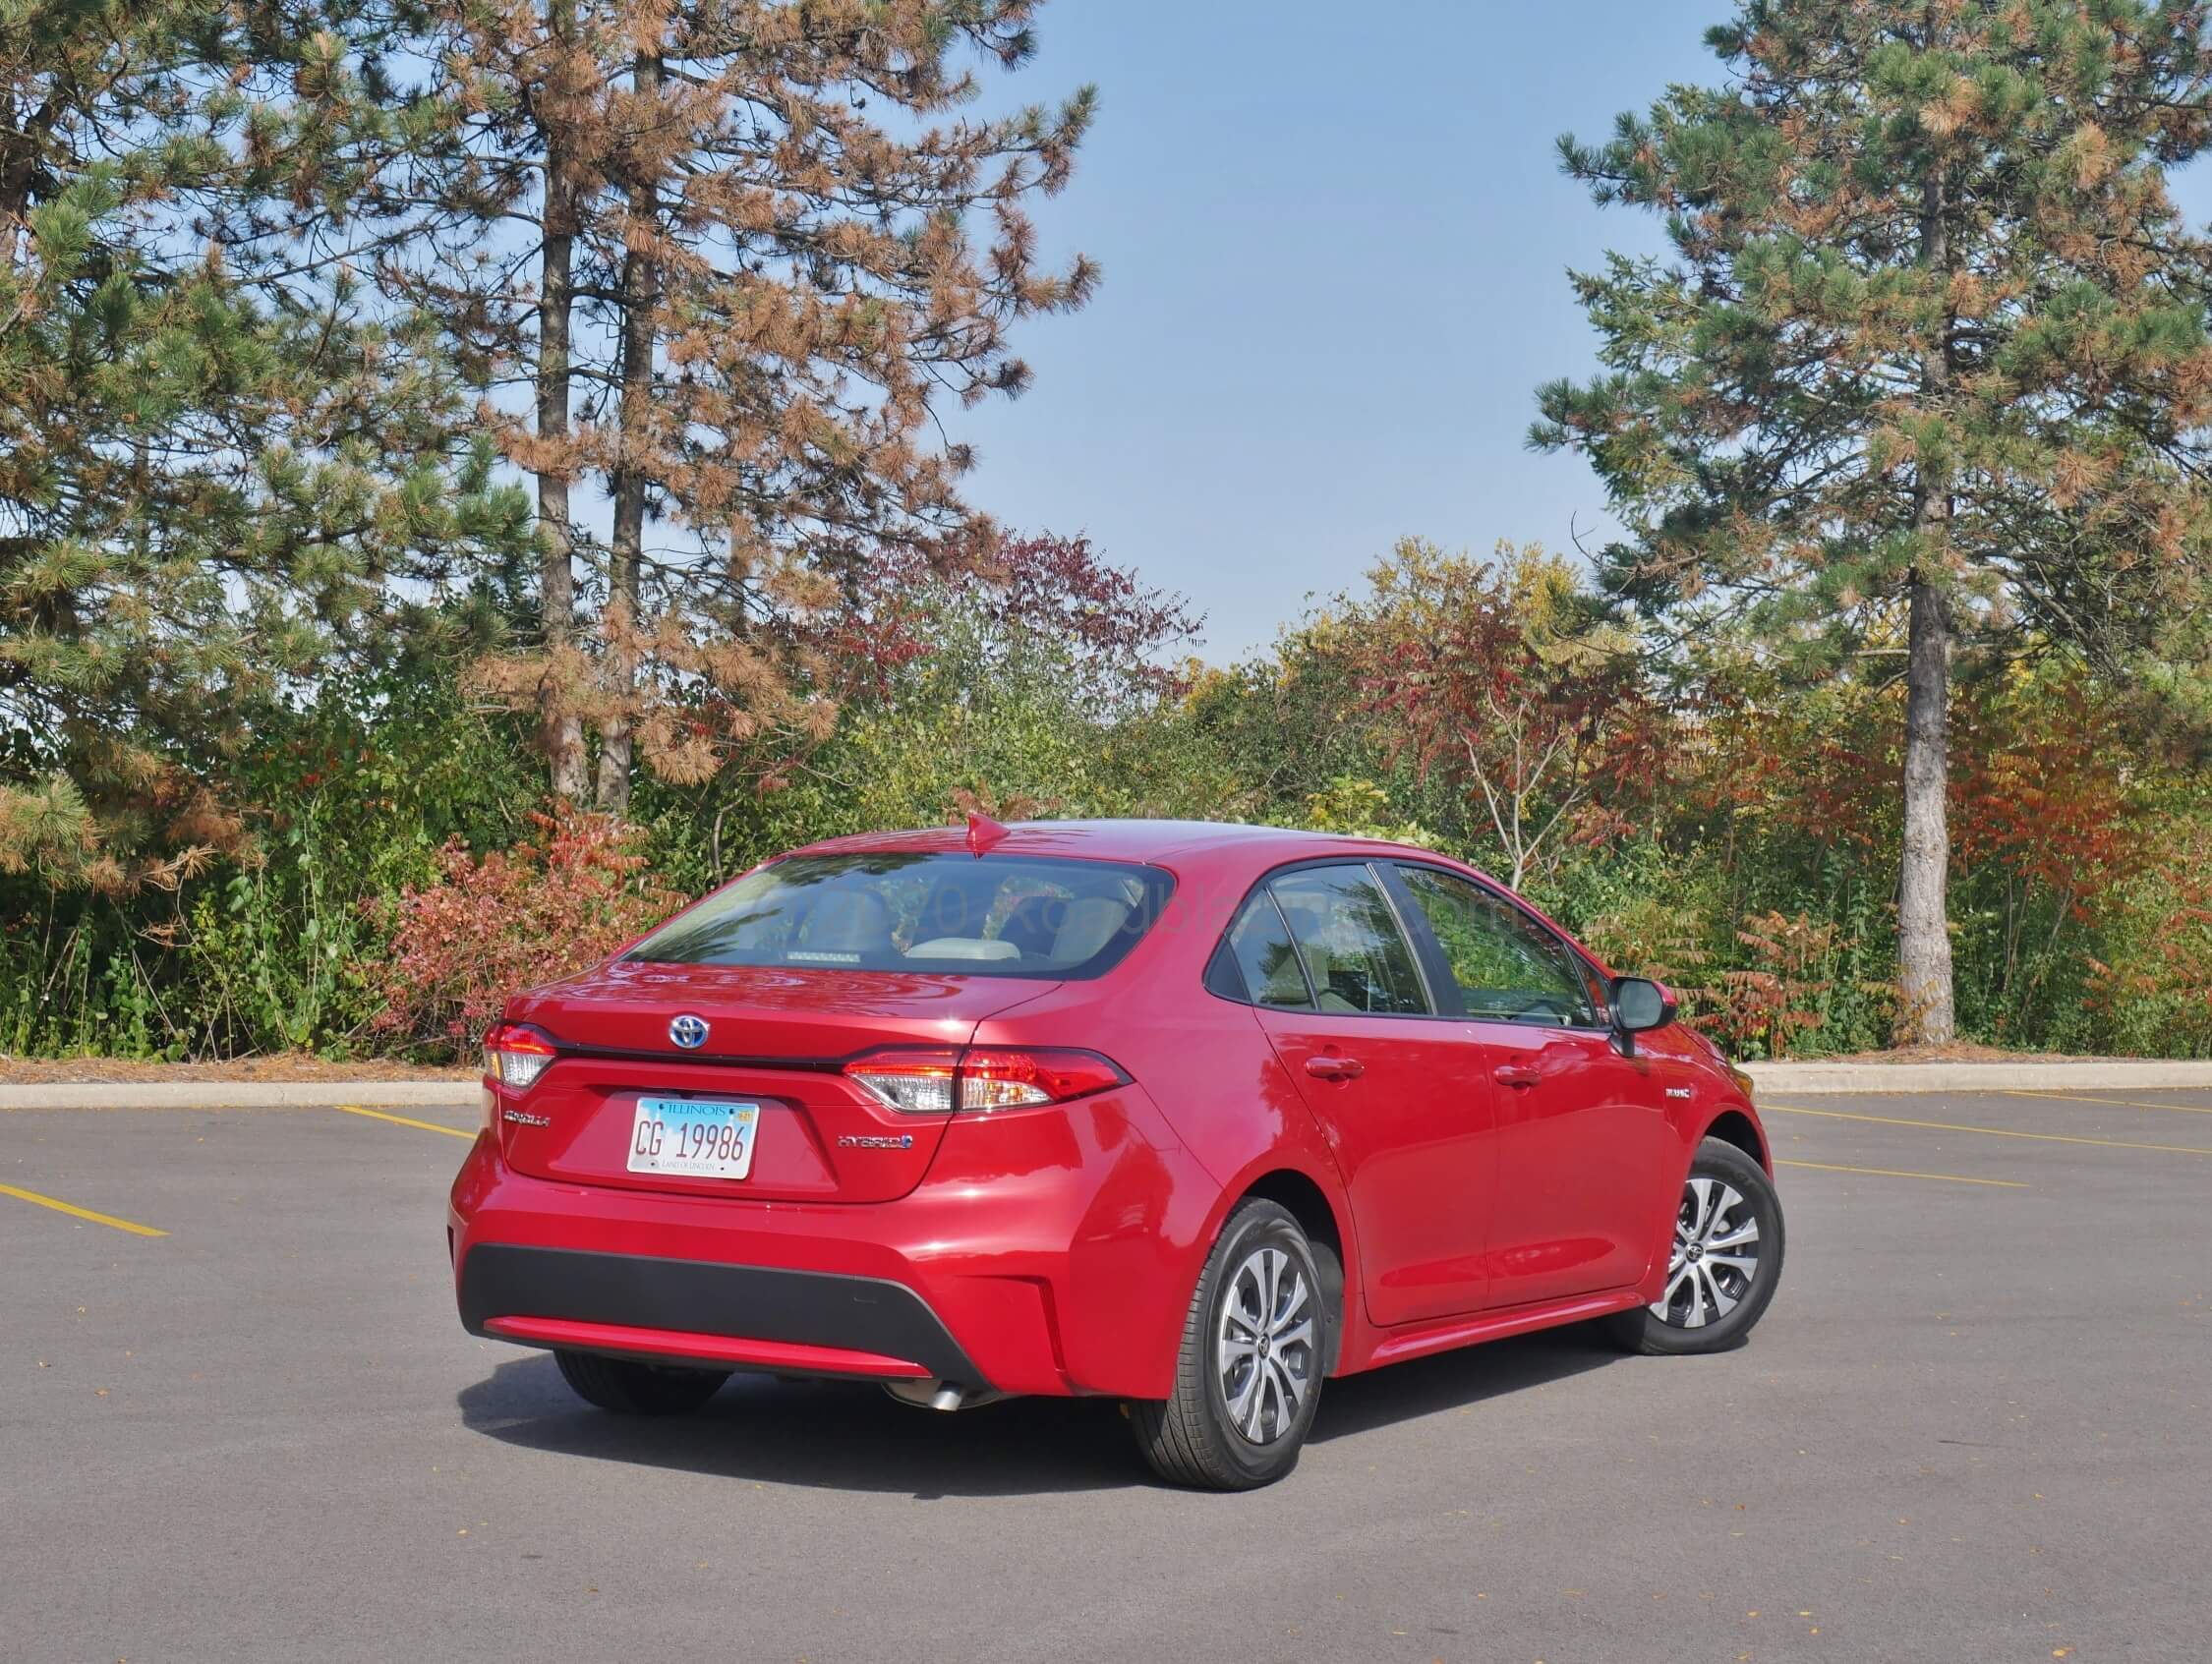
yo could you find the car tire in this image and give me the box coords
[1131,1198,1326,1490]
[1605,1135,1784,1356]
[553,1348,730,1415]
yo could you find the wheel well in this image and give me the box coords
[1704,1109,1768,1171]
[1240,1170,1348,1373]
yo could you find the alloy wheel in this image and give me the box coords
[1651,1176,1763,1329]
[1215,1244,1316,1445]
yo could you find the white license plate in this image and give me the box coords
[626,1097,761,1180]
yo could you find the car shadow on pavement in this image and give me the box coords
[459,1353,1137,1497]
[1308,1325,1619,1443]
[457,1325,1624,1498]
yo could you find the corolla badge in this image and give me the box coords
[669,1013,710,1050]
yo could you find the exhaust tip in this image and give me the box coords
[884,1379,1008,1413]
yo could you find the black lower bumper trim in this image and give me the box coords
[457,1244,986,1385]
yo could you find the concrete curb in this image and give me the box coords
[0,1080,476,1111]
[1744,1059,2212,1095]
[6,1059,2210,1109]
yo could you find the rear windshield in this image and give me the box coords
[624,853,1177,980]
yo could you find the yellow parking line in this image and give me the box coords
[333,1104,474,1140]
[2005,1088,2212,1118]
[1764,1102,2212,1157]
[1775,1158,2027,1189]
[0,1181,168,1236]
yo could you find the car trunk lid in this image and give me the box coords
[495,961,1056,1203]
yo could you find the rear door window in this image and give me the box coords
[626,853,1174,980]
[1266,865,1430,1016]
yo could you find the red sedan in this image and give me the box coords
[451,816,1782,1489]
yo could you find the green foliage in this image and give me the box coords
[7,532,2212,1061]
[1537,1,2212,665]
[2081,803,2212,1059]
[177,819,378,1058]
[710,576,1243,875]
[1295,777,1439,849]
[0,649,541,1058]
[1534,0,2212,1043]
[0,3,533,889]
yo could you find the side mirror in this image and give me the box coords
[1609,976,1675,1055]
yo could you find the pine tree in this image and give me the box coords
[1,2,529,889]
[374,0,1097,812]
[1535,0,2212,1043]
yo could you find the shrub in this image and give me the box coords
[1696,912,1849,1062]
[1293,776,1439,847]
[359,809,685,1059]
[2085,820,2212,1059]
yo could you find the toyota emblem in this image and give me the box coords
[669,1013,709,1050]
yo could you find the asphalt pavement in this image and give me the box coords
[4,1085,2208,1663]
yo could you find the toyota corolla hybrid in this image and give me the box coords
[450,816,1782,1489]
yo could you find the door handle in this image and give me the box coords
[1492,1062,1542,1089]
[1305,1055,1365,1081]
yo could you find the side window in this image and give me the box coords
[1393,865,1597,1027]
[1215,892,1315,1009]
[1268,865,1430,1016]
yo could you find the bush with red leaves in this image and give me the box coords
[1691,911,1845,1062]
[359,810,686,1058]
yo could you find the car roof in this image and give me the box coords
[785,818,1442,870]
[769,819,1606,970]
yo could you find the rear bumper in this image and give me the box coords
[458,1245,985,1384]
[447,1088,1221,1400]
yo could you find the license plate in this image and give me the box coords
[626,1097,761,1180]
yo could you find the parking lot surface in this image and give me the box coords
[5,1085,2209,1664]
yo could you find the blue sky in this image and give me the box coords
[943,2,1730,662]
[946,1,2212,663]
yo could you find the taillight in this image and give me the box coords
[844,1049,960,1115]
[960,1048,1130,1109]
[843,1047,1129,1114]
[483,1021,558,1091]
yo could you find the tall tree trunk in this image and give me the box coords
[595,50,662,816]
[1899,138,1957,1044]
[535,0,588,801]
[1899,577,1954,1041]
